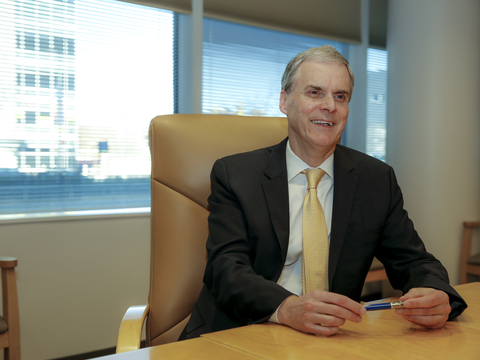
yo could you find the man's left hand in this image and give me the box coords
[395,288,451,329]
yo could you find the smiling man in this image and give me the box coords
[180,45,467,340]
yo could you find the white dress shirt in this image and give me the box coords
[269,140,334,323]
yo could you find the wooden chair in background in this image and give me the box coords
[459,221,480,284]
[0,256,20,360]
[365,257,387,283]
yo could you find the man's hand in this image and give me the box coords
[277,291,366,336]
[396,288,451,329]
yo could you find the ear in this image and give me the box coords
[279,90,288,115]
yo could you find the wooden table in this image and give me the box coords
[99,282,480,359]
[96,337,260,359]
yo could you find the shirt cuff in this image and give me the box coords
[269,305,282,324]
[269,296,294,324]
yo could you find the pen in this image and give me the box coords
[364,301,404,311]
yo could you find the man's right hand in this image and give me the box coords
[277,291,366,336]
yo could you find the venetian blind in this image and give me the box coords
[366,48,388,161]
[201,18,350,117]
[0,0,174,216]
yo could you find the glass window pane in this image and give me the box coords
[0,0,174,215]
[366,48,388,161]
[202,18,349,117]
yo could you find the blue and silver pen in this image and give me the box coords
[364,301,404,311]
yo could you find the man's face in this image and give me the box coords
[280,60,351,165]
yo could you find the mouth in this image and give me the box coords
[312,120,334,127]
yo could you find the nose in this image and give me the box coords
[319,93,335,112]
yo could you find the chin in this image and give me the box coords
[312,135,339,148]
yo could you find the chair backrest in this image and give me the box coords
[147,114,288,346]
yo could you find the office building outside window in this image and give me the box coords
[0,0,174,215]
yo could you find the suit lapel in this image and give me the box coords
[261,138,290,264]
[329,145,358,286]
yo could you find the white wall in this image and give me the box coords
[386,0,480,285]
[1,214,150,360]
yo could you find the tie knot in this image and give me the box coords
[304,168,325,189]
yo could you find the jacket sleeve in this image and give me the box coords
[203,158,293,325]
[376,168,467,320]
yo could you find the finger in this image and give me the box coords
[307,312,347,327]
[312,302,363,323]
[298,315,343,335]
[309,323,340,336]
[402,291,449,309]
[399,287,426,300]
[313,291,366,316]
[306,294,364,323]
[396,304,450,317]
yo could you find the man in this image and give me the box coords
[180,45,467,339]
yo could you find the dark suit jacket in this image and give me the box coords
[182,138,467,339]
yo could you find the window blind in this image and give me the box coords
[366,48,388,161]
[0,0,174,215]
[202,18,349,117]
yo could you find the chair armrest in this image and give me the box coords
[116,305,150,354]
[0,256,21,358]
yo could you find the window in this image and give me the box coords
[0,0,174,215]
[24,111,36,124]
[0,1,387,218]
[366,48,388,161]
[202,18,349,117]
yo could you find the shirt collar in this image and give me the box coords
[286,140,334,182]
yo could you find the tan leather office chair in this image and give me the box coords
[0,256,20,360]
[116,114,387,353]
[115,114,288,353]
[459,221,480,284]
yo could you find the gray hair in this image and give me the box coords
[281,45,355,97]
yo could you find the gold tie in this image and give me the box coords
[302,168,329,294]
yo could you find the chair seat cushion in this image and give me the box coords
[0,315,7,334]
[467,253,480,265]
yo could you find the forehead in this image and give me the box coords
[294,60,351,92]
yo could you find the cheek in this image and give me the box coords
[302,102,317,114]
[340,106,349,120]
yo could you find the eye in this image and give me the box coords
[308,89,323,97]
[334,93,348,102]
